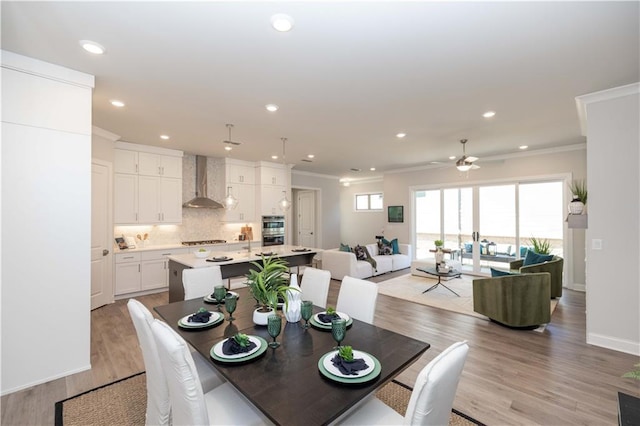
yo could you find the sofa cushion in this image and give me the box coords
[523,250,554,266]
[371,255,393,275]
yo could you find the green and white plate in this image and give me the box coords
[177,311,223,329]
[204,291,239,304]
[210,336,268,363]
[309,311,353,330]
[318,350,381,383]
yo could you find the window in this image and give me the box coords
[355,193,383,211]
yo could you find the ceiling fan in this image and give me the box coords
[222,123,241,147]
[455,139,480,172]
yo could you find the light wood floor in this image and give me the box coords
[2,271,639,425]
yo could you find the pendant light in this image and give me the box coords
[278,137,291,211]
[223,186,238,210]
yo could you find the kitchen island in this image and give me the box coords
[167,245,321,302]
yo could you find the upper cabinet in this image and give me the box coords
[213,158,256,222]
[114,142,183,225]
[256,162,290,216]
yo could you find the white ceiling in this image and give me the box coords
[2,1,638,179]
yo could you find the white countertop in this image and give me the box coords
[114,241,243,254]
[167,245,322,268]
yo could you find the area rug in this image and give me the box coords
[377,273,558,332]
[55,373,483,425]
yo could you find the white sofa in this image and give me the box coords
[322,243,412,280]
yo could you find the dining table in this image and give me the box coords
[154,287,430,425]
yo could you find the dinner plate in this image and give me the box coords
[309,311,353,330]
[210,336,268,363]
[317,350,381,384]
[322,350,376,378]
[203,291,239,304]
[178,311,223,329]
[207,256,233,263]
[291,248,310,252]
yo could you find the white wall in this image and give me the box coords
[1,51,94,394]
[339,180,388,245]
[291,171,341,249]
[578,83,640,355]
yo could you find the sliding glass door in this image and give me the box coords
[414,180,564,275]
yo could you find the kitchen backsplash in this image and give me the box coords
[114,154,256,246]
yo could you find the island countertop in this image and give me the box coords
[166,245,322,269]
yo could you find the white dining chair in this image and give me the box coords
[300,267,332,308]
[338,341,469,426]
[127,299,225,426]
[183,266,223,300]
[150,319,273,426]
[336,276,378,324]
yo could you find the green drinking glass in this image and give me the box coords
[225,294,237,321]
[267,314,282,348]
[301,300,313,329]
[331,318,347,348]
[213,286,226,311]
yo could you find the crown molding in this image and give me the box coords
[575,82,640,135]
[292,169,341,180]
[92,126,120,141]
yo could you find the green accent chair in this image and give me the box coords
[510,255,563,298]
[473,272,551,328]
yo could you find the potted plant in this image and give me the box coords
[568,179,587,214]
[434,239,444,248]
[529,237,551,255]
[245,255,296,325]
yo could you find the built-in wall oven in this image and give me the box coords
[262,215,285,246]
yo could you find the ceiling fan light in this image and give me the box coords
[457,164,472,172]
[271,14,294,32]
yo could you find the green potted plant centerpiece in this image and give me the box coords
[568,179,587,214]
[434,239,444,248]
[529,237,551,255]
[245,255,297,325]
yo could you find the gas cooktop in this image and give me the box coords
[181,239,227,246]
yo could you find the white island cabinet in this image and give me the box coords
[115,247,188,297]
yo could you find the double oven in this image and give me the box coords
[262,215,285,246]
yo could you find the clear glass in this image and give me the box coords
[519,181,564,257]
[355,194,369,210]
[415,190,441,259]
[479,184,516,272]
[443,187,473,270]
[225,294,237,321]
[301,300,313,329]
[267,314,282,348]
[213,286,227,311]
[370,193,383,210]
[331,318,347,348]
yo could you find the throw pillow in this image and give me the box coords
[523,250,554,266]
[382,238,400,254]
[339,243,351,252]
[378,240,393,255]
[464,243,473,253]
[490,267,517,277]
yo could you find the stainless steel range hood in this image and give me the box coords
[182,155,224,209]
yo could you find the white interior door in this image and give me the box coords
[297,190,316,247]
[91,160,113,309]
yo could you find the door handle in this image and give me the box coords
[102,249,110,256]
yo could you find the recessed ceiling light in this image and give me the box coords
[110,100,125,108]
[307,154,315,159]
[271,155,278,160]
[343,182,351,187]
[271,14,294,32]
[370,167,376,171]
[79,40,105,55]
[396,133,407,138]
[265,104,279,112]
[225,146,233,151]
[449,156,456,160]
[483,111,496,118]
[519,145,528,150]
[160,135,170,140]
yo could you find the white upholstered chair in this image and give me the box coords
[127,299,224,425]
[300,267,332,308]
[336,276,378,324]
[338,341,469,426]
[150,319,273,426]
[183,266,223,300]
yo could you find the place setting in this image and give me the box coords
[203,285,240,305]
[291,247,311,252]
[210,332,268,364]
[206,255,233,263]
[317,320,381,384]
[177,308,224,330]
[309,306,353,330]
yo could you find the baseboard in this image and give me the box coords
[571,283,586,292]
[1,364,92,396]
[587,333,640,356]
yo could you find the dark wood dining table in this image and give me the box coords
[154,287,430,425]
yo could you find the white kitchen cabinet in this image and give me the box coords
[214,158,256,222]
[114,174,139,223]
[256,162,289,216]
[114,150,138,174]
[260,185,287,216]
[227,163,255,184]
[114,143,183,225]
[225,183,255,222]
[258,163,287,186]
[138,152,182,178]
[115,248,187,297]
